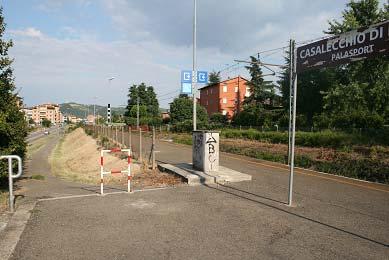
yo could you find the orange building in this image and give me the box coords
[30,103,63,125]
[199,76,249,119]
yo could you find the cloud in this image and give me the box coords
[9,29,232,108]
[9,27,44,39]
[102,0,346,54]
[37,0,92,12]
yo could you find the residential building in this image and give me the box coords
[29,103,63,125]
[199,76,249,119]
[68,115,83,123]
[22,108,33,122]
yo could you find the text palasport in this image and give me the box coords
[297,20,389,73]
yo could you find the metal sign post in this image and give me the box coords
[0,155,22,212]
[288,39,297,207]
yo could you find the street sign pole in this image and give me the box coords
[192,0,197,131]
[287,40,293,166]
[288,39,297,207]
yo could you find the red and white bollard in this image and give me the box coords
[100,148,132,195]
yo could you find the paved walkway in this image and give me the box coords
[5,130,389,259]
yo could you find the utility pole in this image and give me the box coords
[136,96,140,129]
[192,0,197,131]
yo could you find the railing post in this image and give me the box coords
[1,155,22,212]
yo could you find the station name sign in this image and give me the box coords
[297,20,389,72]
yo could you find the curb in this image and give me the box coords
[0,201,37,260]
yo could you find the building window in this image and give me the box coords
[234,86,238,92]
[223,85,227,92]
[222,110,227,115]
[210,89,213,94]
[222,98,227,104]
[206,89,208,95]
[245,87,251,97]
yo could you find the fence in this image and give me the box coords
[85,125,158,170]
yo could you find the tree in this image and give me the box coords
[208,70,221,85]
[324,0,389,124]
[28,118,35,125]
[0,7,28,182]
[278,50,336,125]
[125,83,160,125]
[244,56,275,107]
[125,83,159,118]
[169,96,208,123]
[112,112,125,123]
[41,118,51,128]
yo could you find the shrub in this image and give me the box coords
[221,129,380,148]
[210,113,228,125]
[171,120,209,132]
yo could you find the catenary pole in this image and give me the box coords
[288,39,297,206]
[192,0,197,131]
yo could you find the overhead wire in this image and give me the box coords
[158,89,181,98]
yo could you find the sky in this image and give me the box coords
[1,0,385,108]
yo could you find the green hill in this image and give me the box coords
[60,102,126,118]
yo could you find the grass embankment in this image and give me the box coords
[27,135,51,159]
[168,130,389,184]
[52,127,182,189]
[50,128,130,185]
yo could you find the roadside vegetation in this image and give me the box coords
[26,135,52,159]
[0,8,28,187]
[165,131,389,184]
[50,127,130,185]
[52,126,182,189]
[0,8,27,212]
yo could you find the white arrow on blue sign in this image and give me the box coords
[197,71,208,84]
[181,70,192,83]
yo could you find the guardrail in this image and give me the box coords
[0,155,22,212]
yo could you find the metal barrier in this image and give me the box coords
[0,155,22,212]
[100,148,131,195]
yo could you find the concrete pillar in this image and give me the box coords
[192,131,219,173]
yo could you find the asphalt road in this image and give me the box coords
[9,130,389,259]
[26,125,61,142]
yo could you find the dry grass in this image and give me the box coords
[50,128,183,188]
[0,191,8,213]
[27,135,51,159]
[50,128,133,185]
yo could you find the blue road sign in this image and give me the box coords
[197,71,208,84]
[181,83,192,94]
[181,70,192,83]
